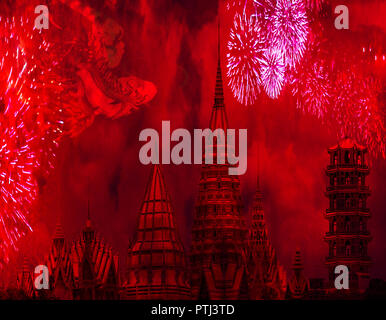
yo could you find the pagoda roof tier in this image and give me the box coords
[328,138,366,152]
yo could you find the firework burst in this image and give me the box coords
[227,13,265,105]
[260,48,285,99]
[333,69,386,157]
[290,39,331,119]
[0,17,39,265]
[271,0,309,69]
[292,62,331,119]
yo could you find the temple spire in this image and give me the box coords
[83,200,95,245]
[292,248,304,271]
[53,213,65,240]
[286,248,309,299]
[87,199,90,220]
[210,18,228,131]
[85,199,92,229]
[125,164,190,299]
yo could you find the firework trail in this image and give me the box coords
[226,0,309,101]
[290,39,331,119]
[260,48,285,99]
[333,69,385,157]
[0,1,158,264]
[227,13,264,105]
[271,0,309,69]
[0,17,39,264]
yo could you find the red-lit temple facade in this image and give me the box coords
[0,41,381,301]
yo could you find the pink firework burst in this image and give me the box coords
[290,40,331,119]
[333,70,386,157]
[292,62,331,119]
[260,48,285,99]
[271,0,309,69]
[227,13,265,105]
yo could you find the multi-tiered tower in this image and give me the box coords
[190,33,248,300]
[71,213,120,300]
[45,218,73,299]
[286,249,309,299]
[124,165,191,299]
[247,177,286,299]
[325,138,372,291]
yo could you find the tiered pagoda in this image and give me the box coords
[325,138,372,291]
[124,165,191,299]
[15,257,35,299]
[71,212,120,299]
[247,177,286,299]
[189,35,248,300]
[45,217,73,299]
[286,249,309,299]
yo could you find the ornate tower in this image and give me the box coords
[250,177,268,248]
[286,249,309,299]
[325,138,372,291]
[45,217,73,299]
[71,210,120,300]
[190,30,248,300]
[247,177,286,299]
[16,257,35,299]
[125,165,190,299]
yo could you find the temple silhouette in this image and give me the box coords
[0,35,384,301]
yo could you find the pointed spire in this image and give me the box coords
[83,200,95,246]
[85,199,92,229]
[292,248,304,271]
[54,217,65,240]
[210,18,228,131]
[214,19,224,106]
[142,164,169,204]
[53,211,65,240]
[125,164,190,299]
[256,144,261,190]
[22,256,30,274]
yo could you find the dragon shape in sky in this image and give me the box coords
[55,0,157,135]
[0,0,157,265]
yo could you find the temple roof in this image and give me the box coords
[329,137,366,152]
[125,165,189,297]
[129,164,185,261]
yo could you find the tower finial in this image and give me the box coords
[87,199,90,221]
[53,213,65,240]
[218,15,221,60]
[85,199,92,229]
[257,143,261,190]
[214,15,224,109]
[209,10,228,130]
